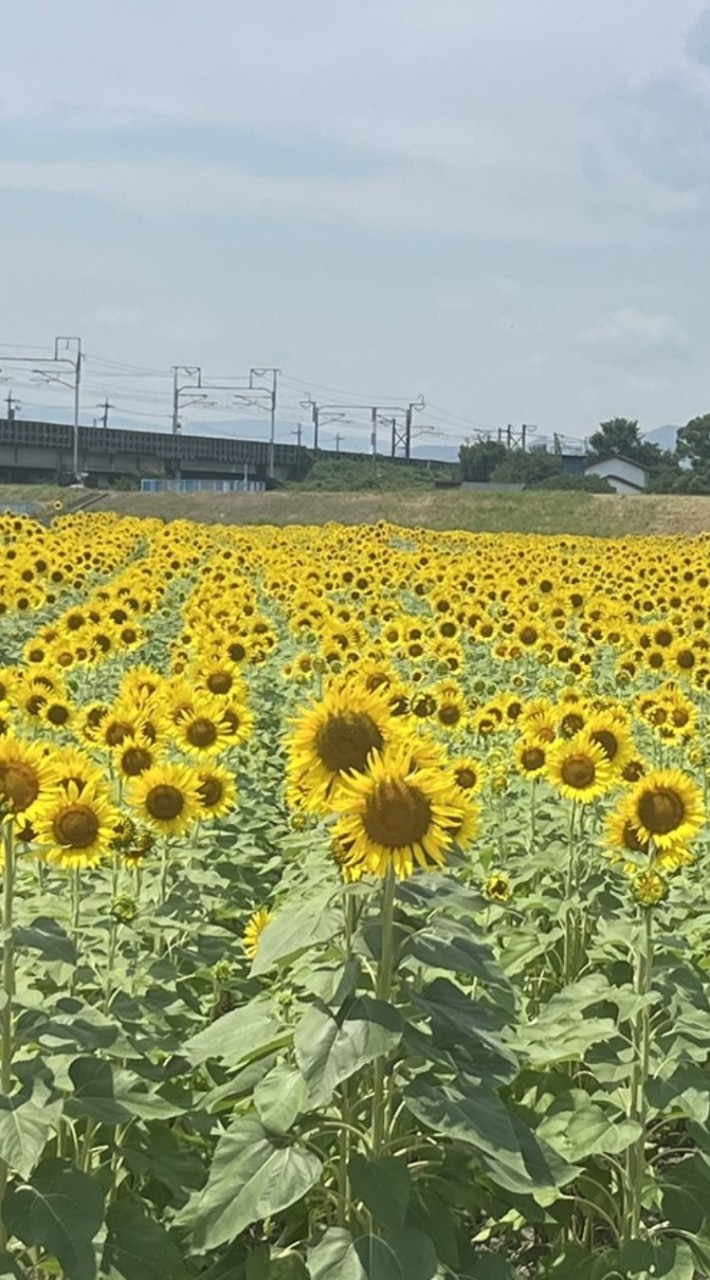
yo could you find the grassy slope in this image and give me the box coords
[88,489,710,537]
[3,484,710,537]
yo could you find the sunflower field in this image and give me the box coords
[2,510,710,1279]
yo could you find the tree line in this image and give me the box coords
[459,416,710,493]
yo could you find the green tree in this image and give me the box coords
[587,418,647,460]
[676,413,710,470]
[490,445,562,485]
[458,440,507,482]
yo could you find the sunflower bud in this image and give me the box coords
[630,869,668,907]
[111,894,138,923]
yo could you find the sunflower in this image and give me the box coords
[217,700,255,747]
[330,744,466,880]
[40,697,74,732]
[195,764,238,819]
[0,735,52,817]
[625,768,705,851]
[173,702,232,757]
[127,761,203,837]
[433,686,467,733]
[545,733,615,804]
[514,737,548,779]
[449,755,484,797]
[287,681,398,812]
[32,781,118,870]
[485,871,511,902]
[244,908,271,959]
[584,711,635,772]
[113,735,160,780]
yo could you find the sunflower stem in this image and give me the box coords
[69,867,82,996]
[623,906,653,1244]
[563,800,577,985]
[337,891,358,1229]
[529,777,537,850]
[371,864,396,1160]
[0,821,16,1253]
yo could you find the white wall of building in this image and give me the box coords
[584,456,647,495]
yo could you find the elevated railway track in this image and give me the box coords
[0,418,452,486]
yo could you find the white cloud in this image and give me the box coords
[578,307,689,361]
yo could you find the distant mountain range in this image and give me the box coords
[643,425,678,452]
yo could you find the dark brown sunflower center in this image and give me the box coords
[676,650,694,669]
[622,820,649,854]
[672,709,690,727]
[520,626,538,646]
[455,767,477,790]
[105,721,134,747]
[186,718,218,748]
[47,704,70,726]
[146,784,184,821]
[560,755,596,789]
[363,780,432,849]
[521,747,545,772]
[207,672,232,694]
[198,778,223,807]
[488,876,509,899]
[591,729,618,760]
[53,805,100,848]
[561,712,584,737]
[638,787,685,835]
[365,673,388,691]
[228,642,246,663]
[439,704,461,726]
[316,712,384,774]
[122,747,152,776]
[623,760,645,782]
[0,762,40,812]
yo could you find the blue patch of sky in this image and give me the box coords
[0,118,384,179]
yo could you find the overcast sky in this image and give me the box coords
[1,0,709,447]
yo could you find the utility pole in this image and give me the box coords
[293,422,303,447]
[171,366,203,435]
[5,393,20,423]
[55,337,82,480]
[335,433,342,455]
[300,397,350,452]
[0,338,83,478]
[391,398,425,459]
[97,398,113,429]
[250,368,280,480]
[301,394,422,465]
[309,399,320,451]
